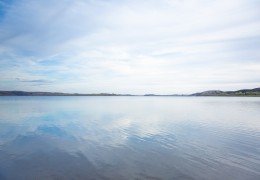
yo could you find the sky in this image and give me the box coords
[0,0,260,94]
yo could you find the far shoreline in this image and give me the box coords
[0,87,259,97]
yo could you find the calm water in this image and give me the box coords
[0,97,259,180]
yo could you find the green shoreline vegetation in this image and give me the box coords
[191,88,260,96]
[200,92,260,96]
[0,88,259,96]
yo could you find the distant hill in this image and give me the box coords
[192,88,260,96]
[0,91,121,96]
[1,88,260,96]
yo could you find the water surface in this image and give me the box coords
[0,96,259,180]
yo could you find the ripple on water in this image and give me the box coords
[0,96,259,180]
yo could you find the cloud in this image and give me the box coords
[0,0,259,93]
[16,78,53,84]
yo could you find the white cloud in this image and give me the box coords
[0,0,259,93]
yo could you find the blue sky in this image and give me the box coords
[0,0,260,94]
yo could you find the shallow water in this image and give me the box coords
[0,96,259,180]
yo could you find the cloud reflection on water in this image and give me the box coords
[0,97,260,179]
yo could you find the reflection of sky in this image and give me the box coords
[1,97,260,145]
[1,96,260,148]
[0,97,260,179]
